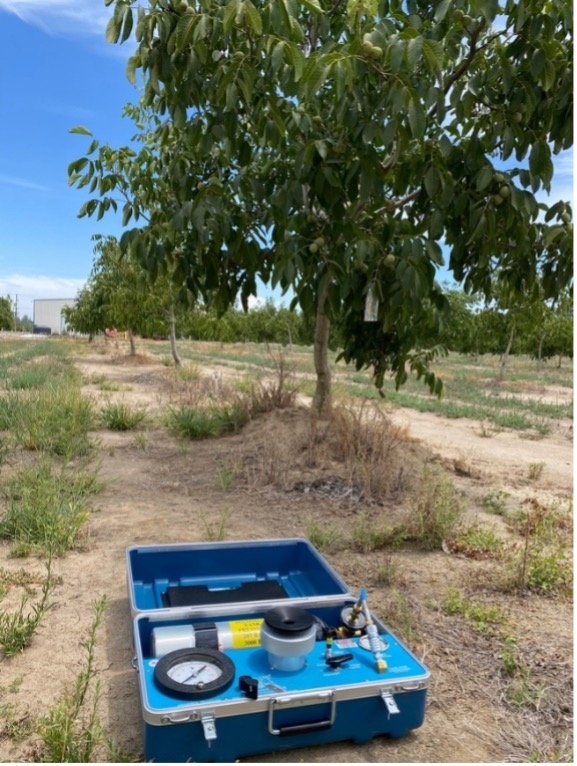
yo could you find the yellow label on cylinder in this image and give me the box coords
[230,619,263,649]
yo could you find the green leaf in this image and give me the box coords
[69,126,93,136]
[120,7,133,43]
[433,0,452,21]
[389,39,405,71]
[105,14,121,44]
[223,0,240,32]
[408,97,425,139]
[78,199,98,218]
[175,12,197,49]
[271,40,285,71]
[425,240,443,265]
[67,157,89,175]
[244,0,262,34]
[121,203,133,227]
[529,141,552,187]
[126,55,139,86]
[476,165,494,192]
[530,48,545,78]
[541,59,556,92]
[470,0,500,23]
[302,61,328,98]
[299,0,323,14]
[424,166,440,198]
[286,43,305,81]
[406,36,423,69]
[422,39,444,73]
[315,140,328,160]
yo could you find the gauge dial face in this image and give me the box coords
[154,647,235,699]
[167,660,223,686]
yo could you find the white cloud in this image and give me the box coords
[0,174,52,192]
[0,0,112,38]
[0,275,84,318]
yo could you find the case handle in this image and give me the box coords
[268,691,336,736]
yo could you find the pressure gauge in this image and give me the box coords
[153,647,235,699]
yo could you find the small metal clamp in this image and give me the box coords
[201,713,217,746]
[381,690,400,716]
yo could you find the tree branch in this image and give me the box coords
[444,20,487,93]
[374,188,420,215]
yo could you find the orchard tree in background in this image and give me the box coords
[530,288,573,367]
[64,236,186,363]
[70,0,573,416]
[0,296,15,331]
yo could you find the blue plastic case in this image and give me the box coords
[127,539,429,762]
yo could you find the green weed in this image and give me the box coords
[384,588,418,644]
[0,459,101,555]
[133,432,149,451]
[92,377,121,392]
[500,634,522,676]
[501,499,573,594]
[504,539,572,595]
[0,384,93,459]
[165,403,249,440]
[0,556,55,657]
[305,517,343,553]
[447,522,505,559]
[373,552,399,586]
[6,366,57,390]
[402,466,463,549]
[199,506,231,542]
[175,363,202,381]
[482,489,510,515]
[527,462,545,481]
[0,566,48,593]
[37,596,128,762]
[507,677,546,708]
[99,400,148,431]
[443,588,505,635]
[350,512,393,553]
[216,461,238,491]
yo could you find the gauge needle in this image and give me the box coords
[182,665,207,683]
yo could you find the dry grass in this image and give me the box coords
[237,401,421,506]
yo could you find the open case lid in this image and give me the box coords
[126,538,351,618]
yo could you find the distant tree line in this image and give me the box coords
[62,237,572,369]
[0,296,33,332]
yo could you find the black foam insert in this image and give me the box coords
[162,580,288,607]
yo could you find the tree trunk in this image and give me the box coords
[128,328,137,355]
[312,281,332,418]
[498,324,515,381]
[168,303,182,366]
[536,333,544,372]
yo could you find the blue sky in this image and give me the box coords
[0,1,573,320]
[0,1,137,319]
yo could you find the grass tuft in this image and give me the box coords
[99,400,148,431]
[402,465,463,549]
[0,459,102,555]
[165,403,249,440]
[0,384,93,459]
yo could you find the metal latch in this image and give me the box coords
[381,690,400,716]
[201,714,217,745]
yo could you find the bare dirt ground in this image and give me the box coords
[0,343,573,763]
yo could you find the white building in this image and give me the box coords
[33,298,76,335]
